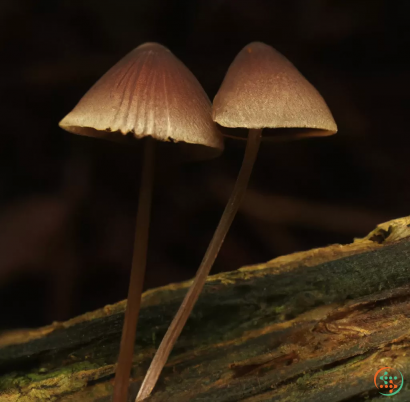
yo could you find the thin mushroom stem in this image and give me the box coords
[136,129,262,401]
[113,137,155,402]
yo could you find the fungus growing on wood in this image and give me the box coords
[59,42,223,402]
[137,41,337,401]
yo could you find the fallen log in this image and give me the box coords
[1,216,410,401]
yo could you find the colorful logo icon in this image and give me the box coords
[374,367,404,396]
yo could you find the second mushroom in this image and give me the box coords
[137,41,337,401]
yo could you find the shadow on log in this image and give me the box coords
[1,217,410,401]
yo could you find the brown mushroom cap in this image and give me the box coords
[213,42,337,140]
[59,43,223,154]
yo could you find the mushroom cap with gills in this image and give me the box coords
[212,42,337,140]
[59,42,223,158]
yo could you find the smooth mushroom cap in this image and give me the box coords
[59,43,223,155]
[213,42,337,140]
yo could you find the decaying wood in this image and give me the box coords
[1,216,410,401]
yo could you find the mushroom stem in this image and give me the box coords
[136,129,262,401]
[113,137,155,402]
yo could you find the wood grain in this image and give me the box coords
[1,216,410,401]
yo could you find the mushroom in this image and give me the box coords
[59,42,223,402]
[136,41,337,400]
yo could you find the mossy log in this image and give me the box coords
[1,217,410,401]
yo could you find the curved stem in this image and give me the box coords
[113,137,155,402]
[136,129,262,401]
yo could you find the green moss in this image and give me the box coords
[0,360,100,392]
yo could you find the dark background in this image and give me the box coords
[0,0,409,330]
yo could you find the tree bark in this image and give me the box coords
[1,216,410,402]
